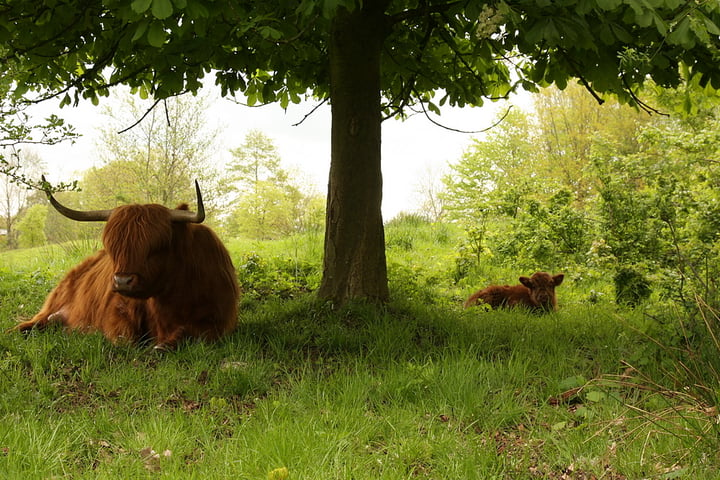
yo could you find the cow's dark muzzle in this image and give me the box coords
[113,273,148,298]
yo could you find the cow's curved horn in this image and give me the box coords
[169,180,205,223]
[41,175,113,222]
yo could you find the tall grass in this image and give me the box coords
[1,221,720,478]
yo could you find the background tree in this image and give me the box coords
[230,130,287,189]
[443,108,539,220]
[533,82,650,204]
[0,149,45,248]
[3,0,719,305]
[591,85,720,305]
[443,85,658,270]
[93,92,222,210]
[413,165,448,223]
[15,203,47,248]
[230,181,300,240]
[295,192,327,234]
[42,188,102,245]
[227,130,325,239]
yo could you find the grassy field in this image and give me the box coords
[1,221,720,479]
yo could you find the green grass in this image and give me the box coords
[2,222,720,478]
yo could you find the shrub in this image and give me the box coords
[236,253,319,301]
[614,267,652,306]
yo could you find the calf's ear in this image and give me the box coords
[553,274,564,286]
[519,276,532,288]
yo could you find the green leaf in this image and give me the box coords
[35,9,52,25]
[573,405,590,419]
[131,20,149,42]
[558,375,586,390]
[279,91,289,110]
[585,390,607,403]
[152,0,173,19]
[186,0,209,18]
[147,21,167,47]
[160,72,184,94]
[131,0,152,14]
[652,12,667,36]
[540,18,561,45]
[551,421,568,431]
[259,26,283,40]
[598,24,615,45]
[636,10,654,28]
[626,0,644,17]
[596,0,621,10]
[610,23,633,43]
[296,0,316,17]
[59,93,71,108]
[704,16,720,36]
[668,17,691,46]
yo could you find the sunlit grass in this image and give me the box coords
[2,224,720,478]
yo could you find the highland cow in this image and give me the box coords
[13,179,239,349]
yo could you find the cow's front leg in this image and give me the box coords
[12,309,67,333]
[153,325,185,351]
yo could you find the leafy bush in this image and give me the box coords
[614,267,652,306]
[236,253,320,302]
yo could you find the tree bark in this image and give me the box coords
[318,2,390,306]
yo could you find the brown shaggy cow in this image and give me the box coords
[13,179,239,349]
[463,272,564,312]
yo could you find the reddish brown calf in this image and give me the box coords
[463,272,564,312]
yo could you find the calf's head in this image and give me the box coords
[519,272,564,311]
[43,177,205,298]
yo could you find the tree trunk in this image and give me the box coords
[318,2,390,306]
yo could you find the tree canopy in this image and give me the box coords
[2,0,719,304]
[3,1,718,108]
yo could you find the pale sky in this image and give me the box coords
[30,88,527,219]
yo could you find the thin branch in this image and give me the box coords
[559,48,667,116]
[163,99,171,127]
[227,97,273,108]
[116,90,192,134]
[622,75,669,116]
[576,74,606,106]
[555,48,606,106]
[414,98,514,134]
[292,98,329,127]
[117,98,162,134]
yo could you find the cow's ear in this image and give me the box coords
[519,276,532,288]
[553,274,564,286]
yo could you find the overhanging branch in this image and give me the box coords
[292,98,329,127]
[413,95,514,134]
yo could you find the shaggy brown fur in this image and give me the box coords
[463,272,564,312]
[13,204,239,349]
